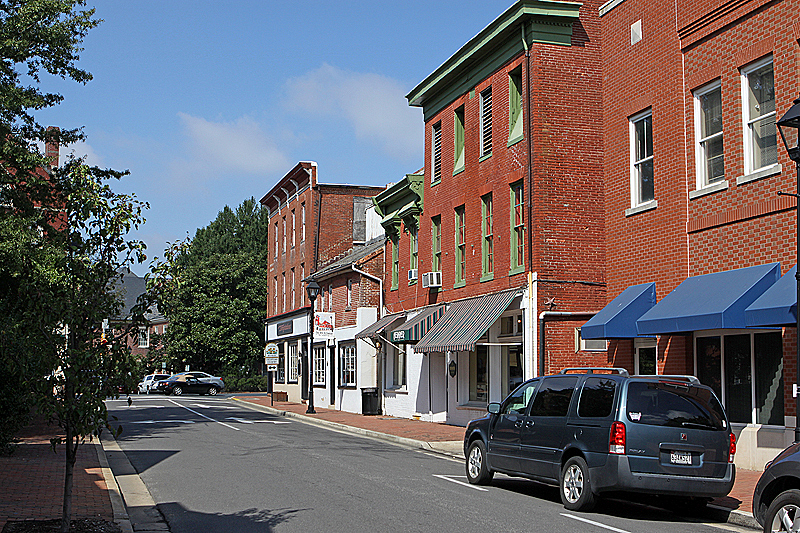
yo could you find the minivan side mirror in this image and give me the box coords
[487,402,501,414]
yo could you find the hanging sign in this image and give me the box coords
[264,343,280,366]
[314,312,335,338]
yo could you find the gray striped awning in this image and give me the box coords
[389,305,444,343]
[355,312,406,339]
[414,289,519,353]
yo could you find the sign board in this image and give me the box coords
[314,312,335,338]
[264,343,280,366]
[267,364,278,372]
[276,320,293,336]
[392,330,407,342]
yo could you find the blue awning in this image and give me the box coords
[636,263,781,335]
[581,283,656,339]
[745,265,797,327]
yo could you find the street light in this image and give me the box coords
[777,93,800,443]
[305,280,321,414]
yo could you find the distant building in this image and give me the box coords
[109,269,167,361]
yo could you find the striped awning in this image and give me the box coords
[355,312,406,339]
[414,289,519,353]
[389,305,444,343]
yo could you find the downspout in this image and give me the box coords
[522,22,534,276]
[538,311,600,376]
[352,264,385,413]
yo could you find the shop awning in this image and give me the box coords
[389,305,444,343]
[355,312,406,339]
[636,263,781,335]
[581,283,656,339]
[745,265,797,327]
[414,289,519,353]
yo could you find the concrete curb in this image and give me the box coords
[94,438,133,533]
[707,504,760,530]
[231,397,464,458]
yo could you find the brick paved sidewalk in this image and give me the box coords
[0,416,114,531]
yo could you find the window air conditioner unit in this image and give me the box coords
[422,271,442,288]
[408,269,418,281]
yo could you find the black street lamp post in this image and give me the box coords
[777,94,800,443]
[305,280,321,414]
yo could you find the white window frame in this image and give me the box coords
[282,272,286,313]
[291,209,296,248]
[313,344,326,385]
[629,109,654,209]
[289,343,299,383]
[291,268,295,309]
[693,81,726,192]
[346,279,352,309]
[282,216,286,254]
[301,203,306,243]
[740,56,778,178]
[480,87,493,157]
[138,327,149,348]
[575,328,607,352]
[340,343,356,387]
[634,337,657,375]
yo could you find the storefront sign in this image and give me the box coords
[314,312,335,338]
[392,330,408,342]
[277,320,293,336]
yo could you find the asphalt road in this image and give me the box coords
[106,396,753,533]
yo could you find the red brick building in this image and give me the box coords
[582,0,800,468]
[364,0,607,425]
[260,162,385,408]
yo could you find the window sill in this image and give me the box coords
[737,163,782,186]
[390,285,398,292]
[508,265,525,276]
[453,280,466,289]
[431,179,441,187]
[453,166,465,177]
[457,402,487,410]
[338,385,357,390]
[479,152,492,163]
[689,180,729,199]
[480,273,494,283]
[507,134,524,148]
[385,387,408,394]
[624,200,658,217]
[408,280,417,286]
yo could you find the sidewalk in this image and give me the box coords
[0,398,763,531]
[234,395,762,529]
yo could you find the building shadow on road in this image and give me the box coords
[157,502,307,533]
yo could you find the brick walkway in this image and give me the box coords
[0,416,114,530]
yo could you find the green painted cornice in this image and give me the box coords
[374,173,424,233]
[406,0,581,122]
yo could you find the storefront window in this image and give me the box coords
[276,344,285,383]
[392,347,406,388]
[501,346,523,398]
[470,346,489,403]
[755,332,784,426]
[288,343,298,383]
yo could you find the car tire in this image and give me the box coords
[207,386,218,396]
[172,386,183,396]
[764,489,800,532]
[561,456,596,512]
[465,440,494,485]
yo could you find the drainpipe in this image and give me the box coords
[522,22,534,276]
[353,264,385,413]
[538,311,600,376]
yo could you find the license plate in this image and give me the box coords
[670,451,692,465]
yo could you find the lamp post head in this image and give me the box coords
[306,280,321,302]
[777,94,800,163]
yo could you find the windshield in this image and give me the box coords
[626,381,727,430]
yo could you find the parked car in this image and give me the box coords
[463,367,736,512]
[753,442,800,531]
[174,371,225,391]
[154,374,221,396]
[137,373,172,394]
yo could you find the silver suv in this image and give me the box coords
[464,368,736,511]
[138,373,171,394]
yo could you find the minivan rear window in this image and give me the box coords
[626,381,726,430]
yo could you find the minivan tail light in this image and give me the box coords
[609,421,626,454]
[729,433,736,463]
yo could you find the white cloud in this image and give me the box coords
[177,113,290,175]
[63,141,104,168]
[285,64,422,160]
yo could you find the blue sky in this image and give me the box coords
[35,1,512,275]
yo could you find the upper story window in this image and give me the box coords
[481,193,493,278]
[455,205,466,285]
[630,110,654,207]
[282,216,287,254]
[291,209,296,248]
[508,68,523,144]
[454,106,465,174]
[741,56,777,176]
[282,272,286,313]
[480,87,493,158]
[301,203,306,243]
[291,268,296,309]
[391,235,399,290]
[346,279,352,309]
[431,215,441,272]
[273,276,278,313]
[432,121,442,184]
[694,81,725,189]
[138,328,149,348]
[511,181,525,273]
[409,226,418,274]
[328,284,333,312]
[274,222,278,258]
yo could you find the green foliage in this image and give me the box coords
[149,198,270,378]
[222,375,269,393]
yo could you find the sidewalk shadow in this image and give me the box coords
[157,502,307,533]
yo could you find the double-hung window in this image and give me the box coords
[630,110,654,207]
[391,235,399,290]
[138,328,149,348]
[409,226,418,280]
[301,203,306,243]
[291,268,295,309]
[481,193,493,279]
[313,345,325,385]
[289,343,298,383]
[508,68,523,144]
[480,87,493,158]
[431,215,441,272]
[742,57,777,176]
[455,206,466,285]
[291,209,296,248]
[694,82,725,188]
[339,343,356,387]
[454,106,465,174]
[432,121,442,184]
[510,181,524,273]
[282,216,286,254]
[274,222,278,258]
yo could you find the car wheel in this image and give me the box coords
[207,386,218,396]
[561,456,596,512]
[465,440,494,485]
[172,386,183,396]
[764,489,800,532]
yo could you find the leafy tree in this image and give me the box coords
[149,198,270,379]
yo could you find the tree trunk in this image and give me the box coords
[61,396,75,532]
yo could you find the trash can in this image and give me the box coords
[361,387,381,416]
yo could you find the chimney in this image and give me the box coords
[45,126,59,167]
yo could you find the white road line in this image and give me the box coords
[190,403,236,409]
[226,417,254,424]
[561,513,631,533]
[130,420,195,424]
[167,399,240,431]
[433,474,488,491]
